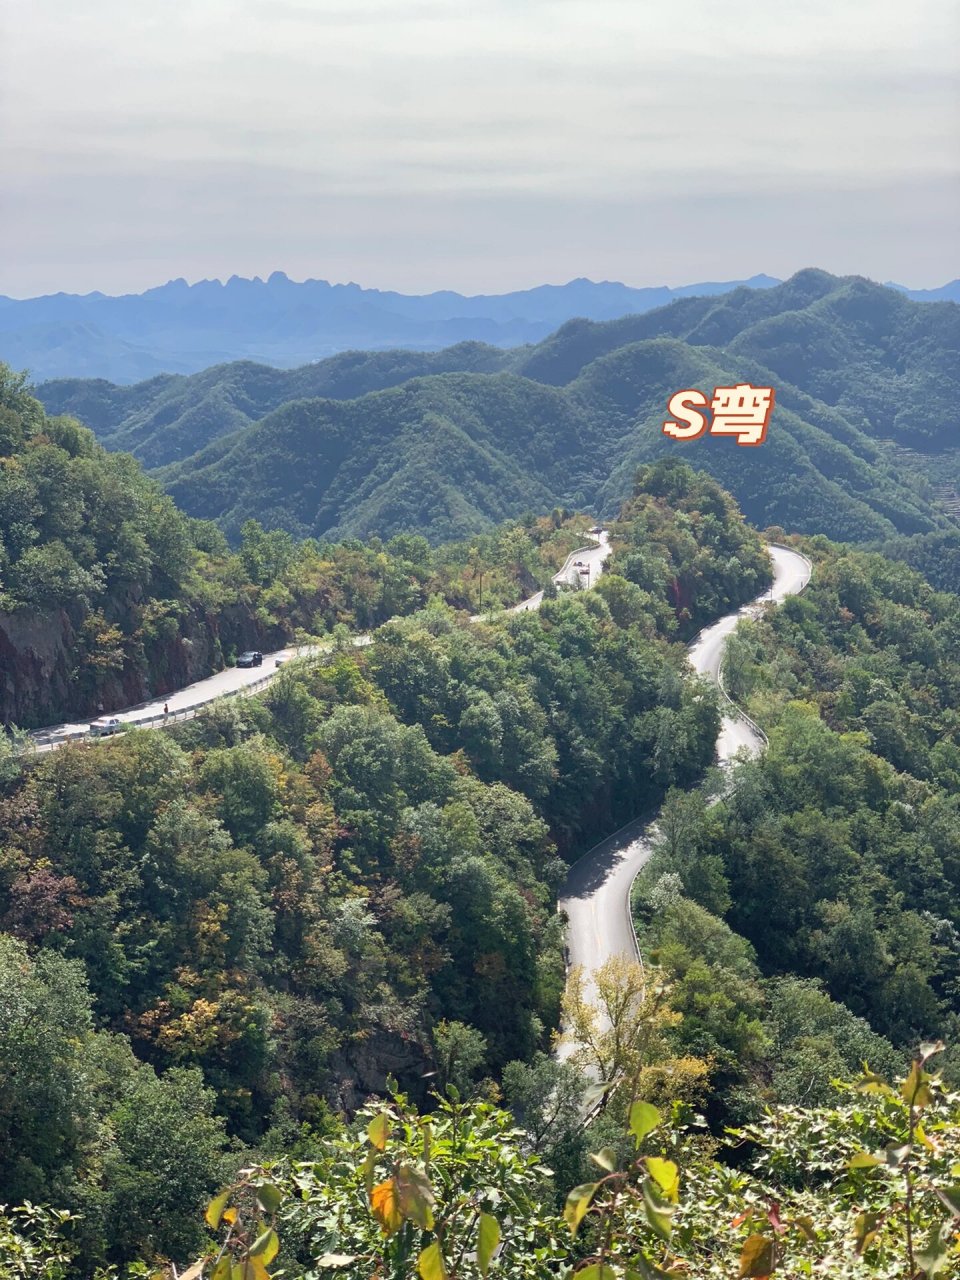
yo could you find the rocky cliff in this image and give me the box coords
[0,595,287,729]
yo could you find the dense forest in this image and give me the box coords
[5,339,960,1276]
[633,538,960,1136]
[34,271,959,546]
[0,365,608,726]
[0,460,777,1274]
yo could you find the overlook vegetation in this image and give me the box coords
[35,270,959,547]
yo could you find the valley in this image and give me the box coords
[36,271,960,549]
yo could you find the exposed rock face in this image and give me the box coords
[0,597,287,728]
[328,1028,434,1114]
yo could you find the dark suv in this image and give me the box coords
[237,650,263,668]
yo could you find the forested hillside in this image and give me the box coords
[36,271,958,547]
[4,462,960,1277]
[36,344,514,468]
[0,462,768,1272]
[0,366,261,726]
[0,364,609,727]
[634,537,960,1132]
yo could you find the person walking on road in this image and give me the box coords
[163,702,169,718]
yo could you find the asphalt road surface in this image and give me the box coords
[557,544,812,1000]
[507,530,611,613]
[29,643,307,752]
[27,530,611,752]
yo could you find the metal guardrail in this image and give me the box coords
[716,663,768,747]
[555,534,605,583]
[714,543,813,745]
[27,663,297,753]
[25,530,613,755]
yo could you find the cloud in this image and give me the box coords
[2,0,957,295]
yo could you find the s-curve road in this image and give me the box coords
[558,544,811,992]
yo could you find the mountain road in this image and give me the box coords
[557,544,812,994]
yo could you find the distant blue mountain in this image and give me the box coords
[884,279,960,303]
[0,272,783,383]
[0,269,951,383]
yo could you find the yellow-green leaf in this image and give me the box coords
[645,1156,679,1203]
[396,1162,435,1230]
[363,1148,377,1198]
[901,1061,933,1109]
[179,1263,206,1280]
[626,1263,680,1280]
[205,1190,230,1230]
[790,1216,816,1243]
[641,1178,673,1241]
[256,1183,282,1215]
[232,1261,270,1280]
[916,1122,936,1152]
[847,1151,882,1170]
[418,1241,446,1280]
[738,1233,776,1277]
[629,1101,661,1146]
[563,1181,599,1236]
[368,1112,390,1151]
[477,1212,500,1277]
[250,1228,279,1265]
[371,1177,404,1236]
[590,1147,618,1172]
[421,1119,432,1167]
[211,1260,232,1280]
[574,1266,617,1280]
[854,1211,882,1256]
[316,1255,358,1268]
[857,1069,895,1098]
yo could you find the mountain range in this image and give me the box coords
[4,267,957,384]
[35,270,960,548]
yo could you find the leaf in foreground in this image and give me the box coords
[564,1182,600,1235]
[738,1233,776,1277]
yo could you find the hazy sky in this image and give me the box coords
[3,0,958,297]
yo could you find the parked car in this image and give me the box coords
[89,717,124,737]
[275,657,287,668]
[589,526,604,535]
[574,560,585,567]
[236,651,263,668]
[579,567,590,575]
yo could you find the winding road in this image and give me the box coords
[558,544,811,987]
[25,531,809,987]
[26,527,810,1051]
[27,531,613,753]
